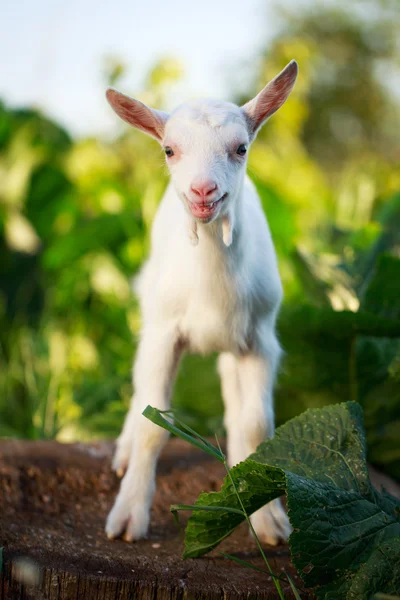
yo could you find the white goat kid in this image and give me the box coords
[105,60,298,544]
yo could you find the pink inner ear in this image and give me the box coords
[256,75,294,119]
[106,89,168,141]
[244,60,298,132]
[119,99,157,134]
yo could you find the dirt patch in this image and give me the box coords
[0,438,309,599]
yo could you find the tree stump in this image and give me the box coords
[1,439,399,600]
[0,438,307,599]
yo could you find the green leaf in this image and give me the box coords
[357,255,400,478]
[347,538,400,598]
[287,477,400,594]
[183,460,286,558]
[176,402,400,599]
[251,401,369,492]
[282,305,400,339]
[357,193,400,295]
[291,247,353,308]
[362,255,400,321]
[25,164,74,240]
[253,178,298,257]
[42,213,141,270]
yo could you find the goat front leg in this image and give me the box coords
[237,342,291,545]
[218,353,245,467]
[106,325,182,541]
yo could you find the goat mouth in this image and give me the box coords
[186,193,228,220]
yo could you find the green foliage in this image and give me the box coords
[145,402,400,599]
[276,250,400,479]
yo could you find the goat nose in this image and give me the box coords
[190,180,218,199]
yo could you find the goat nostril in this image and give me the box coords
[205,184,217,196]
[191,186,201,197]
[191,182,218,198]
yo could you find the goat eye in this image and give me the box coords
[236,144,247,156]
[164,147,174,158]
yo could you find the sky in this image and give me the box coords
[0,0,277,137]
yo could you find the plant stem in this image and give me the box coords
[215,436,286,600]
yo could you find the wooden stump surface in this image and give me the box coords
[0,439,305,600]
[1,439,398,599]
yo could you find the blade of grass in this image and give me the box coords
[158,409,222,456]
[285,571,302,599]
[219,556,307,597]
[171,504,244,517]
[214,436,286,600]
[170,504,244,529]
[220,554,306,595]
[220,552,281,578]
[143,405,223,461]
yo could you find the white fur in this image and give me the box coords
[105,61,298,545]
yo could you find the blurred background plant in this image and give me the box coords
[1,0,399,479]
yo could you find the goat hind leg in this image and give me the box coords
[237,345,291,545]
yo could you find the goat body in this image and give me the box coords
[105,61,298,544]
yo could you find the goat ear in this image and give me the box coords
[106,88,169,141]
[242,60,298,135]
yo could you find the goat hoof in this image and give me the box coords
[250,498,291,545]
[105,494,149,542]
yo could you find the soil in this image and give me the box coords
[0,438,307,599]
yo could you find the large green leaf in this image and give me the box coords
[345,537,400,598]
[178,403,400,599]
[250,400,369,491]
[287,477,400,595]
